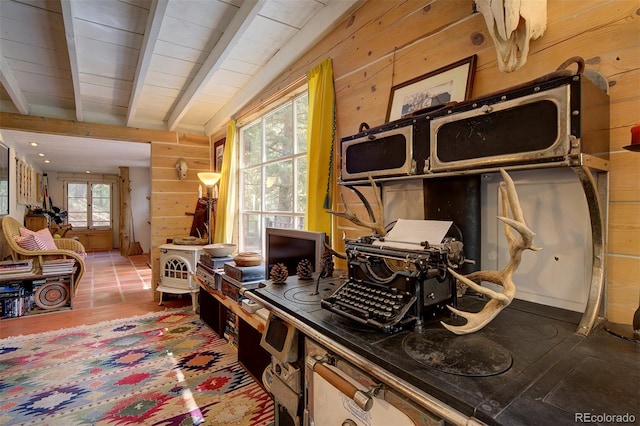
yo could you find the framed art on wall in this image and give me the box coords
[386,55,477,122]
[214,139,225,172]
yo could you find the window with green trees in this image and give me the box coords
[239,92,308,253]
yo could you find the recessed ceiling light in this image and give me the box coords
[38,153,45,157]
[85,170,91,173]
[44,160,51,163]
[30,142,39,147]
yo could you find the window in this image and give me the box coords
[239,92,308,253]
[66,182,112,229]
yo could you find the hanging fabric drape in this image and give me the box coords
[306,58,336,237]
[213,120,237,244]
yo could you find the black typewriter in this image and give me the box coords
[321,234,465,333]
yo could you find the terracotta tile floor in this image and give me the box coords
[1,250,191,338]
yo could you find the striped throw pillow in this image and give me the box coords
[14,234,50,251]
[19,227,58,250]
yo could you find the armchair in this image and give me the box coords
[2,216,86,294]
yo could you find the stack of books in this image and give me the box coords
[196,255,228,292]
[199,254,233,271]
[224,310,238,347]
[223,261,265,282]
[42,259,75,275]
[0,259,34,278]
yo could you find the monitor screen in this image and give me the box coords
[265,228,326,278]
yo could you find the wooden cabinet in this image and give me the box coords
[238,316,272,384]
[198,281,271,388]
[200,289,227,337]
[24,215,48,231]
[65,229,112,251]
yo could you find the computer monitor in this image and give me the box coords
[264,227,326,278]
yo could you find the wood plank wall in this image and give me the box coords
[150,134,211,292]
[219,0,639,325]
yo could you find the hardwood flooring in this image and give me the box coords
[0,250,191,338]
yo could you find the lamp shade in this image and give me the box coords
[197,172,221,187]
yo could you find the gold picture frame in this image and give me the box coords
[386,55,477,122]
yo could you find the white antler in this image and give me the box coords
[327,175,387,237]
[442,168,541,335]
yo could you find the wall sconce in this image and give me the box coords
[197,172,221,244]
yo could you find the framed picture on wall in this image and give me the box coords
[386,55,477,122]
[36,173,43,202]
[214,138,225,172]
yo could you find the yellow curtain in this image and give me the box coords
[213,120,237,243]
[306,58,335,237]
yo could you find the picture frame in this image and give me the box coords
[386,55,477,122]
[214,138,225,173]
[36,173,43,203]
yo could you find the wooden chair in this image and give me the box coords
[1,216,86,294]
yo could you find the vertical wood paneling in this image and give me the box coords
[233,0,640,325]
[150,133,210,298]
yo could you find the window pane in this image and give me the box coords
[296,156,307,213]
[92,183,110,197]
[295,93,308,154]
[0,181,7,215]
[241,167,262,211]
[68,212,87,226]
[241,214,262,252]
[91,184,111,228]
[68,198,88,211]
[265,160,292,212]
[265,103,292,161]
[242,121,262,167]
[68,183,87,197]
[265,215,293,229]
[67,183,88,228]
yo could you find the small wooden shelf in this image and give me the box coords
[1,272,75,319]
[195,276,266,332]
[195,275,271,388]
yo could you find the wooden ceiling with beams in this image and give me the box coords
[0,0,362,136]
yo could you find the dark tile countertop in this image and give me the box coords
[249,276,640,425]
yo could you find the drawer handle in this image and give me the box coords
[306,356,375,411]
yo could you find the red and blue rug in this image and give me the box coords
[0,310,274,425]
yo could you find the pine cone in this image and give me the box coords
[320,249,334,278]
[296,259,313,280]
[270,263,289,283]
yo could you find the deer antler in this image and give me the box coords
[442,169,541,335]
[327,175,387,237]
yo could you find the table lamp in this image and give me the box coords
[197,172,222,244]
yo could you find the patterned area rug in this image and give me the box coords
[0,310,274,425]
